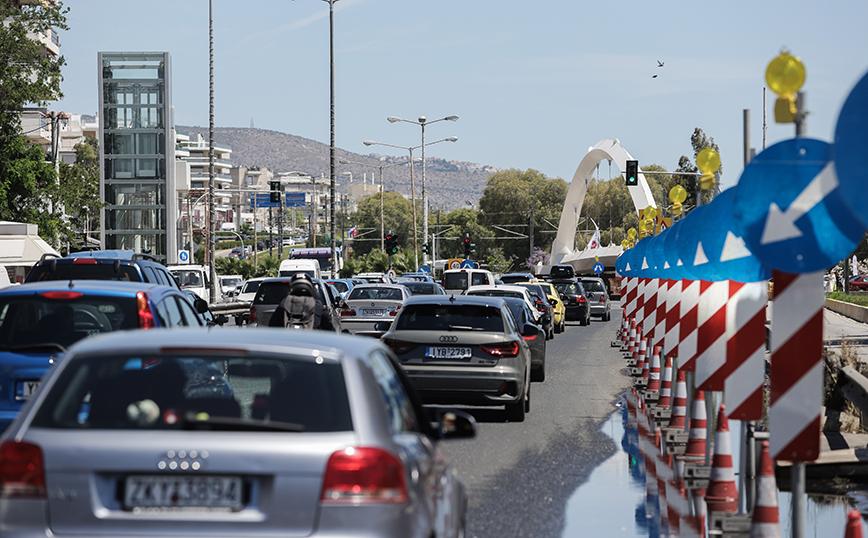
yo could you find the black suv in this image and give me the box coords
[25,250,181,290]
[551,280,591,326]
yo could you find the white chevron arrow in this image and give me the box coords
[760,162,838,245]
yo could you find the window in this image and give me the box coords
[174,296,203,326]
[155,295,186,327]
[369,351,419,433]
[471,273,489,286]
[396,304,505,332]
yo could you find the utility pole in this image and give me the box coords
[529,207,535,257]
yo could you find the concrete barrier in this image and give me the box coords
[825,298,868,324]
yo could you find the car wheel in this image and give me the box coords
[524,381,531,412]
[605,311,611,322]
[235,315,245,326]
[579,313,587,326]
[506,385,527,422]
[560,320,566,332]
[531,361,545,382]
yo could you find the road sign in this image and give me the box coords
[460,259,476,269]
[420,265,431,274]
[178,250,190,263]
[732,138,864,273]
[593,262,604,274]
[448,258,462,270]
[285,192,306,208]
[834,68,868,227]
[250,193,279,208]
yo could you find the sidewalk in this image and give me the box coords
[825,307,868,363]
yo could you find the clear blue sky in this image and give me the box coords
[53,0,868,192]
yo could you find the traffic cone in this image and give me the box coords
[635,336,647,372]
[640,341,651,385]
[668,368,688,430]
[706,404,738,514]
[691,486,708,538]
[658,355,673,408]
[626,321,637,354]
[683,390,707,459]
[646,346,662,392]
[750,440,781,538]
[845,510,864,538]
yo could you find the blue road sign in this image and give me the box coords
[673,204,711,281]
[250,193,279,208]
[732,138,864,273]
[592,262,604,275]
[420,265,431,274]
[285,192,306,208]
[460,259,476,269]
[835,69,868,227]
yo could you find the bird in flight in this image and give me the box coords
[657,60,664,67]
[652,74,658,78]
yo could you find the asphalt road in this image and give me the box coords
[437,305,630,538]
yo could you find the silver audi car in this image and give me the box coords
[0,328,475,538]
[381,295,533,422]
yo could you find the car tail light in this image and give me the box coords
[340,309,356,317]
[523,333,537,341]
[39,291,83,300]
[248,306,257,324]
[136,291,155,329]
[320,447,407,504]
[479,341,520,358]
[72,258,98,265]
[577,295,587,304]
[388,306,401,317]
[383,340,417,355]
[0,441,45,499]
[599,295,607,303]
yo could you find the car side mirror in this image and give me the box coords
[522,323,540,337]
[194,297,209,314]
[550,298,559,305]
[542,314,551,324]
[433,409,477,440]
[213,314,229,326]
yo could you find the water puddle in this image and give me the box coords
[562,395,866,537]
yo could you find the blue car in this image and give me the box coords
[0,280,204,433]
[325,278,363,300]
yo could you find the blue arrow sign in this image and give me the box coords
[460,260,476,269]
[835,68,868,227]
[732,138,864,273]
[593,262,604,274]
[673,203,711,281]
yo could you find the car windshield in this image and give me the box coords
[240,280,261,294]
[30,354,353,432]
[553,282,581,295]
[172,270,204,289]
[221,277,242,288]
[27,263,139,283]
[348,287,404,301]
[395,304,505,332]
[0,294,139,351]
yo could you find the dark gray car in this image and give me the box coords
[501,296,547,382]
[579,276,612,321]
[248,277,342,331]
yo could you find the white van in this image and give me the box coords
[441,268,496,295]
[169,264,217,302]
[278,258,321,279]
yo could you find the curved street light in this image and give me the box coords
[386,115,458,266]
[339,158,415,250]
[363,137,458,271]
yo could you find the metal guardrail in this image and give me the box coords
[209,301,251,316]
[839,366,868,416]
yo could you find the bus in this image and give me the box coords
[288,247,342,279]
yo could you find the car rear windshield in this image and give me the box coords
[403,282,436,295]
[467,290,524,300]
[30,354,353,432]
[253,282,325,305]
[328,281,349,293]
[0,294,139,351]
[395,304,505,332]
[581,279,606,293]
[553,282,581,296]
[27,263,140,283]
[240,280,262,294]
[348,287,403,301]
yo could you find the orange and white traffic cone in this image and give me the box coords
[706,404,738,514]
[646,346,662,392]
[691,486,708,538]
[750,440,781,538]
[658,355,673,408]
[683,390,707,460]
[845,509,864,538]
[626,320,637,354]
[668,369,688,430]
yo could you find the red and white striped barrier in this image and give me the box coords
[725,280,768,421]
[770,270,823,461]
[695,280,730,391]
[664,279,682,360]
[624,277,639,319]
[678,279,701,371]
[643,278,659,344]
[706,404,738,514]
[750,440,781,538]
[652,278,669,343]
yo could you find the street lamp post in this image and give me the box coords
[387,115,458,267]
[322,0,339,283]
[340,158,415,251]
[363,137,457,271]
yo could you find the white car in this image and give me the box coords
[234,276,267,325]
[464,284,545,326]
[219,274,243,298]
[339,284,411,334]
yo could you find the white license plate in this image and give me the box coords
[362,309,383,316]
[124,475,243,510]
[425,347,472,359]
[15,380,41,401]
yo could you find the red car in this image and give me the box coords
[850,275,868,290]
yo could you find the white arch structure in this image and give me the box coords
[550,138,656,265]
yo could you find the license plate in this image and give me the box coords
[362,309,383,316]
[425,347,472,359]
[124,475,243,510]
[15,380,41,401]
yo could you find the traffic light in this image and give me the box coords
[270,180,280,203]
[422,242,429,254]
[625,160,639,187]
[385,232,399,255]
[463,236,475,259]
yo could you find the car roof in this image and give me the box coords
[0,279,176,297]
[60,326,386,362]
[65,250,140,261]
[465,284,531,294]
[402,294,507,308]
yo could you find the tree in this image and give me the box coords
[58,137,102,246]
[478,169,568,262]
[0,135,62,240]
[437,207,491,260]
[0,2,69,137]
[351,191,416,256]
[676,128,720,207]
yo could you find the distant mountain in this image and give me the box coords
[176,126,498,210]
